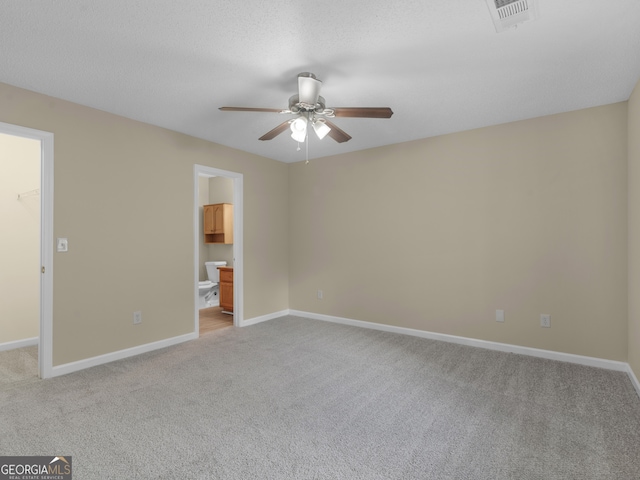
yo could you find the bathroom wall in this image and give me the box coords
[198,176,209,281]
[0,133,40,344]
[207,176,234,267]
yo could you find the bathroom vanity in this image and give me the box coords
[218,266,234,314]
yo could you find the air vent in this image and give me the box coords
[485,0,539,33]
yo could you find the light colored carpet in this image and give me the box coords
[1,316,639,479]
[0,345,38,387]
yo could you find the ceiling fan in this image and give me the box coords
[219,72,393,144]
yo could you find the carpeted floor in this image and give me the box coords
[0,344,38,387]
[1,316,639,479]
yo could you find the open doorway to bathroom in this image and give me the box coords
[194,165,243,336]
[0,122,54,381]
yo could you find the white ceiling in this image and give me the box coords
[1,1,640,163]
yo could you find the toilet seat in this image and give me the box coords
[198,281,216,291]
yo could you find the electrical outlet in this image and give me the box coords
[133,311,142,325]
[317,290,323,300]
[496,309,505,322]
[540,314,551,328]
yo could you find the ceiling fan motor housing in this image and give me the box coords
[288,95,327,114]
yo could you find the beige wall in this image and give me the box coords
[290,103,628,361]
[207,176,234,267]
[0,82,289,366]
[629,77,640,378]
[0,133,40,344]
[0,77,633,368]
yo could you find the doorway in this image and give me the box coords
[0,122,53,379]
[193,165,243,335]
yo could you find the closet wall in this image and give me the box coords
[0,133,40,344]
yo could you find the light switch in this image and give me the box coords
[57,238,68,252]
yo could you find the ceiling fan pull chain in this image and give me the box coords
[305,131,309,164]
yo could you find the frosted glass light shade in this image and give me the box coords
[290,117,308,142]
[313,118,331,140]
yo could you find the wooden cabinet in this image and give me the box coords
[203,203,233,244]
[218,266,234,313]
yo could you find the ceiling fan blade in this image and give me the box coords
[324,120,352,143]
[219,107,285,113]
[332,107,394,119]
[259,120,291,141]
[298,73,322,106]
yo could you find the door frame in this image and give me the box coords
[193,165,243,330]
[0,121,54,379]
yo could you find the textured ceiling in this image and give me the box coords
[1,1,640,163]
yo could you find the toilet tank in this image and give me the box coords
[205,261,227,283]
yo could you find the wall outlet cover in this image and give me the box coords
[540,314,551,328]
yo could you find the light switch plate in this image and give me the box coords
[496,309,505,322]
[56,238,68,252]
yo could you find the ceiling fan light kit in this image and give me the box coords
[220,72,393,145]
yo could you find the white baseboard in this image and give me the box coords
[0,337,38,352]
[51,332,198,378]
[50,308,291,377]
[46,309,640,399]
[289,310,630,373]
[627,365,640,398]
[241,309,290,327]
[199,301,220,310]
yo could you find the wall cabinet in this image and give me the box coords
[218,266,234,314]
[203,203,233,244]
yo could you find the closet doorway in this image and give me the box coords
[0,122,53,379]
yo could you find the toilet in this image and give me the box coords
[198,261,227,309]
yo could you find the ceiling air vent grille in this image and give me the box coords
[486,0,539,33]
